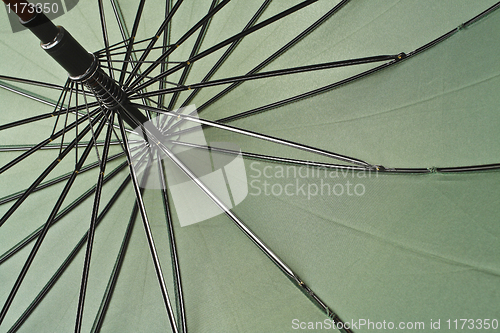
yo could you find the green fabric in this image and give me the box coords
[1,1,499,332]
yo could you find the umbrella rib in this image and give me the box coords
[74,113,115,333]
[58,82,75,155]
[436,164,500,173]
[128,0,320,93]
[194,0,350,114]
[127,113,352,332]
[133,54,398,100]
[0,112,65,131]
[117,116,180,333]
[165,0,219,112]
[95,39,133,56]
[0,90,99,132]
[108,0,128,43]
[207,2,500,125]
[99,46,182,59]
[95,36,129,55]
[0,148,145,266]
[177,0,272,109]
[134,103,371,167]
[124,0,184,87]
[0,75,91,96]
[98,64,182,87]
[0,110,104,227]
[116,0,146,85]
[75,84,79,164]
[0,151,124,206]
[98,0,114,79]
[0,107,101,175]
[5,175,132,333]
[170,139,497,173]
[168,139,369,171]
[81,83,103,164]
[126,0,232,90]
[90,156,152,333]
[462,0,500,27]
[162,0,221,130]
[0,113,109,325]
[157,158,187,333]
[50,79,72,138]
[0,81,59,107]
[95,37,176,56]
[158,0,174,109]
[100,58,183,65]
[0,75,63,91]
[213,61,397,123]
[122,0,184,87]
[0,141,126,152]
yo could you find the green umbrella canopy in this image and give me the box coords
[0,0,499,332]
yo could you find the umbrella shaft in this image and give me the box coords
[7,6,149,128]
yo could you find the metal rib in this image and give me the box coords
[90,155,152,333]
[166,0,218,111]
[117,0,146,85]
[0,75,91,96]
[0,159,131,266]
[81,83,102,164]
[6,175,131,333]
[195,0,350,113]
[0,81,62,107]
[98,0,114,79]
[133,103,371,167]
[158,158,187,333]
[178,0,272,109]
[158,0,174,108]
[0,152,125,206]
[127,112,351,332]
[0,112,109,325]
[58,81,74,154]
[0,110,103,225]
[169,139,369,171]
[75,113,115,333]
[117,116,179,333]
[123,0,184,87]
[134,55,397,100]
[129,0,319,93]
[126,0,229,90]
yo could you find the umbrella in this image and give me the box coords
[1,0,499,332]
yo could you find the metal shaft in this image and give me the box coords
[4,0,148,129]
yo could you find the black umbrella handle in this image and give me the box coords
[3,0,151,130]
[5,0,94,79]
[3,0,58,43]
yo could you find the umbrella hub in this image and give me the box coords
[68,55,127,111]
[35,23,126,111]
